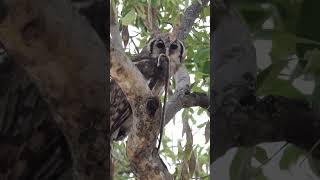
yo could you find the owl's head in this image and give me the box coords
[147,33,186,63]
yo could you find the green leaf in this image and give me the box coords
[151,0,158,7]
[134,5,147,19]
[304,49,320,77]
[183,120,193,160]
[313,80,320,103]
[308,156,320,177]
[197,108,205,116]
[177,141,184,159]
[270,33,298,61]
[121,10,137,25]
[203,6,210,17]
[271,32,320,63]
[257,78,306,100]
[204,122,210,144]
[296,0,320,43]
[251,167,268,180]
[195,47,209,59]
[257,61,288,89]
[279,145,303,170]
[197,121,207,129]
[200,60,210,75]
[236,3,271,32]
[181,109,189,121]
[253,146,268,164]
[230,148,248,180]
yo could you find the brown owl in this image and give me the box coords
[110,32,185,140]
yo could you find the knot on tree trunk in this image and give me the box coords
[146,96,160,117]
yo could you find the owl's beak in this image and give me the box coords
[165,47,170,57]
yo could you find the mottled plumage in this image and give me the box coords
[110,32,185,140]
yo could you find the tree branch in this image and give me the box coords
[110,2,123,49]
[164,65,209,124]
[165,91,210,125]
[176,0,210,40]
[146,0,160,34]
[110,42,150,95]
[110,15,172,180]
[212,96,320,162]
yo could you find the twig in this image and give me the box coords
[110,2,123,49]
[299,138,320,166]
[130,37,140,54]
[256,142,289,170]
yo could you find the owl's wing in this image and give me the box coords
[110,80,132,137]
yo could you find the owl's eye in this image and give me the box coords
[170,44,178,50]
[156,42,165,48]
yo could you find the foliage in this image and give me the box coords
[229,0,320,179]
[111,0,210,179]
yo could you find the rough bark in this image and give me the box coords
[0,0,108,180]
[111,41,172,180]
[0,58,71,180]
[176,0,210,40]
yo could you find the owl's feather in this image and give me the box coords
[110,32,185,140]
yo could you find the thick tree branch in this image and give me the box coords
[212,96,320,162]
[0,0,108,180]
[110,18,173,180]
[165,91,210,125]
[110,45,172,180]
[110,43,151,104]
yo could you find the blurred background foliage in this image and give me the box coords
[111,0,210,179]
[227,0,320,179]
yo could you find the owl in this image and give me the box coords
[110,32,185,141]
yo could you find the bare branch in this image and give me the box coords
[110,2,123,49]
[176,0,210,40]
[147,0,160,34]
[165,91,210,125]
